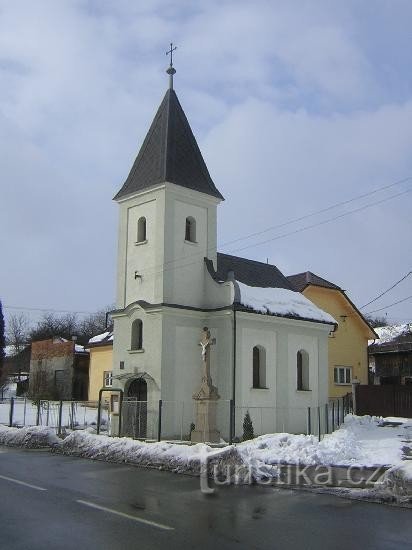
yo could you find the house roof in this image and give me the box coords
[287,271,342,292]
[88,331,114,348]
[216,253,294,290]
[288,271,378,339]
[114,88,224,201]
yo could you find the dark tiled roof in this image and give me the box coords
[114,89,224,201]
[216,253,295,290]
[287,271,342,292]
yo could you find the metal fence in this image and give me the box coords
[0,397,110,434]
[1,393,352,442]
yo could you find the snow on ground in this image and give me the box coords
[236,281,336,325]
[0,425,61,448]
[57,430,243,476]
[238,415,411,476]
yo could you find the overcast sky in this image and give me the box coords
[1,0,411,328]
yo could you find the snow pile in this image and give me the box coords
[383,462,412,503]
[239,415,409,473]
[58,430,247,477]
[370,323,411,345]
[0,425,61,448]
[236,281,336,325]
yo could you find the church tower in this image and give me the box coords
[111,50,228,423]
[113,61,224,310]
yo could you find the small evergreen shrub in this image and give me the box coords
[242,410,254,441]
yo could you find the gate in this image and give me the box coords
[121,398,147,438]
[356,385,412,417]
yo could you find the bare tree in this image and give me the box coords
[6,312,30,354]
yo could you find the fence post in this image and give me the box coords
[332,401,335,431]
[157,399,163,442]
[229,399,234,445]
[57,401,63,435]
[351,379,360,415]
[36,401,41,426]
[317,406,321,441]
[46,401,50,426]
[307,407,311,435]
[325,403,329,434]
[8,397,14,427]
[70,401,75,430]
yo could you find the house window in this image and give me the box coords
[185,216,196,242]
[137,217,147,243]
[334,366,352,385]
[131,319,143,350]
[103,371,113,387]
[297,350,310,391]
[252,346,266,388]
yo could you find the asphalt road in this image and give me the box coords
[0,446,410,550]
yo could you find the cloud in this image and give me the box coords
[0,0,411,324]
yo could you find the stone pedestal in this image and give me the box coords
[191,377,221,444]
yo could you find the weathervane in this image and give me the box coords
[166,42,177,89]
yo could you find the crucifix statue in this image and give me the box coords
[192,326,220,443]
[199,326,216,382]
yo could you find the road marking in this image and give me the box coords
[0,474,47,491]
[76,500,174,531]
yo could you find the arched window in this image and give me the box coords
[137,217,147,243]
[185,216,196,242]
[131,319,143,350]
[297,350,310,390]
[253,346,266,388]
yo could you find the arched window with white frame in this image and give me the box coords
[185,216,196,242]
[131,319,143,350]
[253,345,266,389]
[297,350,310,391]
[137,217,147,243]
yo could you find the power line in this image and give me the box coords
[131,175,412,278]
[365,294,412,315]
[360,271,412,309]
[221,175,412,248]
[3,305,96,315]
[140,185,412,279]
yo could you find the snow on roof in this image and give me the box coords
[235,281,336,325]
[369,323,412,345]
[74,344,89,353]
[88,331,113,344]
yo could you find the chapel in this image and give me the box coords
[110,55,336,440]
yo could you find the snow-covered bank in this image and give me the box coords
[238,414,410,471]
[0,425,61,448]
[57,429,246,477]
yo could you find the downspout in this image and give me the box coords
[232,305,237,437]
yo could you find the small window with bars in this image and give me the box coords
[334,366,352,385]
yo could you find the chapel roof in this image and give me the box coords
[287,271,342,292]
[114,88,224,201]
[216,253,295,290]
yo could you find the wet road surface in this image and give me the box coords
[0,447,410,549]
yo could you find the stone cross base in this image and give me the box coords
[191,398,221,444]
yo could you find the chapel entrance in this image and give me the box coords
[121,378,148,439]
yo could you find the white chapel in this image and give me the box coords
[110,60,336,441]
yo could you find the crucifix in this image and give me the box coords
[166,42,177,89]
[199,326,216,382]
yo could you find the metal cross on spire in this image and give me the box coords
[166,42,177,89]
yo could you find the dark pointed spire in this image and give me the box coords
[114,88,224,201]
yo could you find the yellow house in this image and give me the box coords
[87,331,113,402]
[287,272,378,398]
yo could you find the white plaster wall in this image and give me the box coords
[115,186,166,308]
[162,183,220,307]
